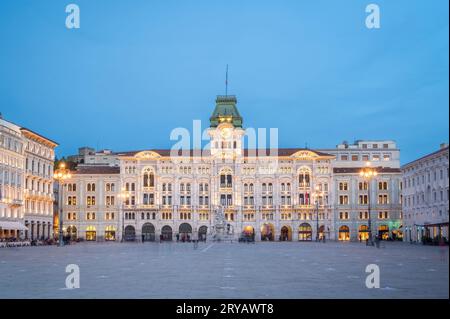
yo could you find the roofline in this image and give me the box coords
[20,127,59,146]
[318,148,401,152]
[401,146,449,169]
[114,148,335,158]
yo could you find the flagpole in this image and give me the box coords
[225,64,228,96]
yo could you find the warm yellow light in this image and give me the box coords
[59,162,65,169]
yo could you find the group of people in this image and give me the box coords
[0,236,55,248]
[0,237,31,248]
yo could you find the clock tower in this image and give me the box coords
[208,95,245,160]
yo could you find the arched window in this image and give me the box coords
[105,226,116,241]
[143,168,155,187]
[85,226,97,241]
[220,168,233,188]
[298,223,312,241]
[339,225,350,241]
[298,168,311,187]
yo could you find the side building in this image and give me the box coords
[21,128,58,240]
[402,143,449,242]
[0,116,26,238]
[0,115,57,240]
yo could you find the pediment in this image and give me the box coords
[291,150,319,160]
[135,151,161,159]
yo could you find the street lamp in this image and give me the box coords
[359,162,378,246]
[118,187,130,242]
[312,185,324,242]
[53,162,72,247]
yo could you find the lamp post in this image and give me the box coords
[53,162,72,247]
[312,185,324,242]
[118,187,130,242]
[359,162,378,246]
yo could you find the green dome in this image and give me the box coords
[209,95,243,128]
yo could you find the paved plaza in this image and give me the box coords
[0,241,448,299]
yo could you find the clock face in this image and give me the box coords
[221,128,232,139]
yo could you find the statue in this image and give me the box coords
[213,207,226,241]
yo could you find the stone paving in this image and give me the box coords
[0,241,448,298]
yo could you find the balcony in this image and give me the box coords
[295,204,314,210]
[10,199,23,207]
[64,204,80,209]
[138,204,157,209]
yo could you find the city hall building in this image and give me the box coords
[61,95,403,242]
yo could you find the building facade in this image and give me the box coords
[67,147,120,167]
[21,128,58,240]
[61,95,403,242]
[402,144,449,242]
[0,115,57,240]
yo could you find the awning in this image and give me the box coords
[0,221,28,231]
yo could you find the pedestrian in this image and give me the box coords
[176,233,179,242]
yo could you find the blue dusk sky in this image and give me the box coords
[0,0,448,164]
